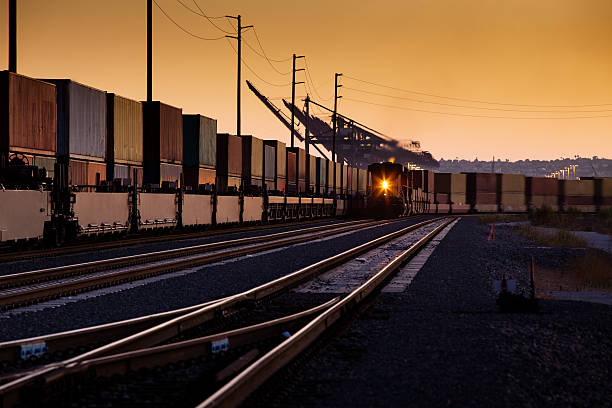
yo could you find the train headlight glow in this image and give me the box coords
[382,180,389,190]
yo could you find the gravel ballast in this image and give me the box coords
[0,216,432,342]
[259,217,612,408]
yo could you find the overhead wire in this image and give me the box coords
[226,38,291,87]
[343,74,612,108]
[343,97,612,120]
[342,86,612,114]
[188,0,235,34]
[154,0,225,40]
[303,58,332,102]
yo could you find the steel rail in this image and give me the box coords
[0,217,343,263]
[0,219,384,310]
[48,297,341,382]
[0,218,445,405]
[0,219,368,290]
[198,218,455,408]
[0,297,230,363]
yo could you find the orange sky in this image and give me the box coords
[1,0,611,161]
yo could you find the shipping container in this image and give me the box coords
[327,159,334,194]
[307,154,316,191]
[497,173,525,193]
[466,173,497,208]
[1,72,57,166]
[287,147,306,181]
[43,79,106,160]
[182,114,216,168]
[526,177,559,196]
[335,162,342,194]
[287,150,297,193]
[316,157,327,194]
[184,165,215,190]
[87,161,106,186]
[263,140,286,192]
[143,162,182,187]
[358,168,367,194]
[434,173,466,194]
[563,179,594,196]
[143,101,183,164]
[241,135,263,187]
[216,133,242,177]
[107,163,143,186]
[107,94,143,165]
[263,144,275,191]
[216,133,242,192]
[68,159,105,186]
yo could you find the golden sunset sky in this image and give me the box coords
[1,0,611,161]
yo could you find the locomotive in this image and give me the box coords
[367,162,409,218]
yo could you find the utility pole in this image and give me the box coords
[9,0,16,73]
[226,15,252,137]
[147,0,152,102]
[290,54,305,148]
[304,95,310,155]
[332,73,342,193]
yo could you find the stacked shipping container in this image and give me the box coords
[287,147,306,193]
[527,177,559,210]
[316,157,327,195]
[497,174,526,212]
[263,140,286,193]
[241,135,263,189]
[562,179,596,212]
[216,133,242,192]
[182,114,217,190]
[466,173,497,212]
[142,101,183,187]
[435,173,467,213]
[106,93,143,186]
[0,71,57,175]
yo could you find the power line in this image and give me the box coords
[243,35,291,76]
[343,96,612,119]
[187,0,235,34]
[154,0,225,40]
[342,86,612,114]
[226,39,291,87]
[250,28,292,63]
[344,74,612,108]
[304,58,332,102]
[175,0,227,20]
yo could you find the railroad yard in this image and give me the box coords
[0,215,610,408]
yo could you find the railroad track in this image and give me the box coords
[0,216,454,407]
[0,218,342,263]
[0,219,382,311]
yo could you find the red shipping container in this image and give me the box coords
[87,161,106,186]
[474,192,497,205]
[528,177,559,196]
[143,101,183,164]
[1,71,57,162]
[435,193,449,204]
[216,133,242,177]
[69,159,88,185]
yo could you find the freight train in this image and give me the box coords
[1,70,611,245]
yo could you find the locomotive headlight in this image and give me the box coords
[382,180,389,190]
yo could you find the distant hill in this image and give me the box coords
[435,157,612,178]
